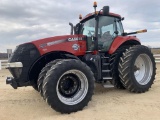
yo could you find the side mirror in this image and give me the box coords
[103,6,109,15]
[121,17,125,21]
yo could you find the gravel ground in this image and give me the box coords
[0,64,160,120]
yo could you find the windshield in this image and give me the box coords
[79,18,96,37]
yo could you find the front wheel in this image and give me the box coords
[118,45,156,93]
[37,59,62,97]
[42,59,95,113]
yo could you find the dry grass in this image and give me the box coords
[151,48,160,54]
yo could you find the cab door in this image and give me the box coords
[79,17,96,51]
[98,16,116,51]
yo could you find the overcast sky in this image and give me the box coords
[0,0,160,52]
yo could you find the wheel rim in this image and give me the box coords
[134,54,153,85]
[56,70,88,105]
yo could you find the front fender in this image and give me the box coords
[31,35,87,56]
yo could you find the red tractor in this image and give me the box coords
[6,2,156,113]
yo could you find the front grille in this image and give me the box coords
[9,43,40,62]
[8,43,40,83]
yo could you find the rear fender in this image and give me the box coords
[108,36,141,54]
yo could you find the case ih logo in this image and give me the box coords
[68,37,83,41]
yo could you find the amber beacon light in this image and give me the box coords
[79,14,82,20]
[93,1,97,7]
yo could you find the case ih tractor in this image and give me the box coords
[6,2,156,113]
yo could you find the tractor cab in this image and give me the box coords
[78,14,123,52]
[74,2,124,52]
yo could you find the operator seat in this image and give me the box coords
[98,31,113,51]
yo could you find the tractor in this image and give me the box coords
[6,2,156,113]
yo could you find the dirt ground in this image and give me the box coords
[0,64,160,120]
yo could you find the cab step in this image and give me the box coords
[103,77,112,80]
[103,81,114,88]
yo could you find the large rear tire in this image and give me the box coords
[118,45,156,93]
[110,46,130,89]
[37,59,62,97]
[42,59,95,113]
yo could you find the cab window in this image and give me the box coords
[98,16,115,51]
[80,18,95,37]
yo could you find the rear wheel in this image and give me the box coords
[110,46,130,89]
[42,59,94,113]
[118,45,156,93]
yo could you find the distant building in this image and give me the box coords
[0,53,8,59]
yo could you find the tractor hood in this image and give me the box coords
[30,34,87,56]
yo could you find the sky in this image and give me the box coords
[0,0,160,52]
